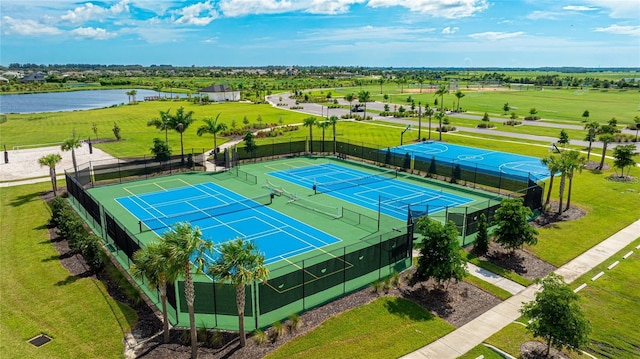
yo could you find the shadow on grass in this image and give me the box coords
[9,191,43,207]
[42,252,75,262]
[55,271,93,286]
[383,297,436,322]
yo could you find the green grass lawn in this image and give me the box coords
[0,183,137,359]
[265,296,454,359]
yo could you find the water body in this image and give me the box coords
[0,89,186,114]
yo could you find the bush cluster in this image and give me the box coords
[504,120,522,126]
[255,125,299,138]
[438,125,457,132]
[524,115,540,121]
[50,196,104,272]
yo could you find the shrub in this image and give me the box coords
[438,125,457,132]
[372,279,382,294]
[271,321,286,341]
[288,313,302,333]
[476,122,495,129]
[252,330,268,346]
[504,120,522,126]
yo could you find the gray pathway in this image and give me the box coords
[401,219,640,359]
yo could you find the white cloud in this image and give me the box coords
[581,0,640,19]
[219,0,296,17]
[366,0,489,18]
[562,5,598,12]
[174,1,218,25]
[61,3,108,23]
[306,0,365,15]
[594,24,640,36]
[526,11,561,20]
[442,26,459,34]
[71,27,117,39]
[60,1,130,24]
[469,31,524,40]
[1,16,62,35]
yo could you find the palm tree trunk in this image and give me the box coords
[363,104,367,121]
[586,138,593,161]
[428,116,432,140]
[332,124,336,154]
[565,172,574,211]
[545,175,555,206]
[546,337,552,356]
[236,284,246,347]
[50,168,57,195]
[180,132,185,164]
[165,128,168,144]
[72,149,78,178]
[309,127,313,153]
[184,269,198,359]
[598,143,608,170]
[438,117,443,141]
[557,174,566,215]
[160,285,170,344]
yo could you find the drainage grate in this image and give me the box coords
[28,334,52,347]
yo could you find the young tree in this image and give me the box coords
[168,107,195,164]
[474,213,489,255]
[61,131,82,177]
[521,273,591,357]
[161,223,213,359]
[612,144,638,177]
[38,153,62,195]
[243,131,257,158]
[131,242,176,344]
[91,122,98,140]
[316,120,330,152]
[303,117,317,153]
[492,198,538,252]
[112,122,121,140]
[434,85,449,112]
[454,90,465,111]
[633,115,640,142]
[328,115,339,154]
[557,129,570,148]
[502,102,510,114]
[581,109,589,122]
[196,112,227,153]
[151,138,171,162]
[435,111,446,141]
[424,106,434,140]
[207,238,269,348]
[416,218,467,288]
[583,121,599,161]
[344,93,355,115]
[541,155,561,206]
[148,108,173,144]
[597,133,614,170]
[357,90,371,120]
[562,150,587,212]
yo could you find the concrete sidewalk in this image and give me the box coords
[466,263,525,295]
[402,219,640,359]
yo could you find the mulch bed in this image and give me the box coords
[42,192,580,359]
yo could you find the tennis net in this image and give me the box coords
[315,168,397,193]
[141,194,272,232]
[287,195,341,219]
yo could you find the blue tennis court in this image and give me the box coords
[392,142,551,181]
[115,182,340,264]
[268,163,472,220]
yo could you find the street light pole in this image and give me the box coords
[401,125,411,145]
[417,102,422,141]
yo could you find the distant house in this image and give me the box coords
[21,72,46,83]
[198,84,240,102]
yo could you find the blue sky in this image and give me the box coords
[1,0,639,67]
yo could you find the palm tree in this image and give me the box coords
[563,150,587,212]
[317,120,330,152]
[424,106,434,140]
[454,90,465,112]
[148,108,172,143]
[397,76,407,93]
[196,112,227,154]
[130,89,137,103]
[633,115,640,142]
[584,121,599,161]
[328,115,339,154]
[169,107,195,164]
[207,238,269,348]
[417,76,424,93]
[303,117,317,153]
[38,153,62,195]
[344,93,355,116]
[131,242,176,344]
[541,155,561,206]
[378,77,384,94]
[434,85,449,112]
[357,90,371,121]
[435,111,446,141]
[597,133,614,170]
[161,222,213,359]
[61,131,82,177]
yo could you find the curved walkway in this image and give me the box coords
[401,220,640,359]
